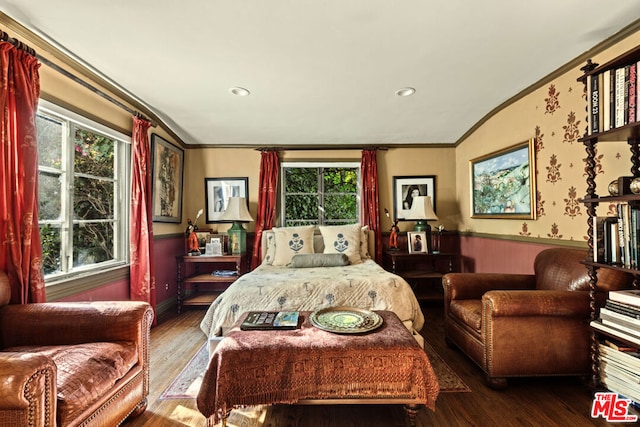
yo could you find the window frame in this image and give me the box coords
[37,99,132,293]
[280,161,361,227]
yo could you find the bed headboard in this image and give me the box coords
[260,227,375,262]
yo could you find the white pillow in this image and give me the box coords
[319,223,363,265]
[360,225,371,260]
[272,226,315,266]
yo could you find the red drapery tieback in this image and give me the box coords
[130,116,156,320]
[251,151,280,269]
[361,149,382,263]
[0,42,45,303]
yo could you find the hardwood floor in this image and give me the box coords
[123,304,633,426]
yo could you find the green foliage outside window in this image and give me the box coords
[283,166,358,226]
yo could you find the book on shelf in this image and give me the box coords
[240,311,300,330]
[610,290,640,308]
[601,359,640,385]
[601,317,640,339]
[591,73,601,134]
[629,63,637,124]
[601,307,640,330]
[593,216,608,263]
[599,343,640,370]
[603,69,612,131]
[605,299,640,319]
[591,320,640,347]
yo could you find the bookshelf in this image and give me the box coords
[580,47,640,402]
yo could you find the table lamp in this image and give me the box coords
[220,196,254,254]
[406,196,439,253]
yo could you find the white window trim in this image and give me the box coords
[37,100,132,296]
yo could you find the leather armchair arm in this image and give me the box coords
[0,352,57,426]
[483,290,591,317]
[443,273,535,300]
[0,301,153,348]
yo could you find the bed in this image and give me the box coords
[199,224,425,339]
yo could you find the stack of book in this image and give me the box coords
[591,289,640,403]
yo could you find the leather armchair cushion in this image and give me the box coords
[450,300,482,334]
[3,341,138,425]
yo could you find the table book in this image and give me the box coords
[240,311,300,330]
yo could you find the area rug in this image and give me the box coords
[160,339,470,400]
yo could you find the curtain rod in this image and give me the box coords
[0,27,156,127]
[0,29,36,56]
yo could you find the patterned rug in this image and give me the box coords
[160,339,470,400]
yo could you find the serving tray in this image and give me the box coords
[309,306,383,334]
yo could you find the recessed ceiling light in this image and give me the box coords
[230,87,250,96]
[396,87,416,97]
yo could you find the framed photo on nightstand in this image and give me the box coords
[408,231,427,253]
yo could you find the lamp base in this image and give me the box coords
[227,222,247,254]
[413,220,428,232]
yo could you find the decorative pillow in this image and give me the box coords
[288,253,350,268]
[319,223,363,265]
[360,225,371,260]
[272,226,315,266]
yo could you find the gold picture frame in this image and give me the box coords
[470,138,536,219]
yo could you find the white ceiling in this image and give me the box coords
[2,1,640,147]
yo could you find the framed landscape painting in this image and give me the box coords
[151,134,184,223]
[470,138,536,219]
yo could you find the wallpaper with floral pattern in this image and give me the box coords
[457,31,640,243]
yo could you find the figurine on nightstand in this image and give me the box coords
[385,208,400,251]
[186,208,204,256]
[186,219,200,255]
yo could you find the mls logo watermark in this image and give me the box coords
[591,392,638,422]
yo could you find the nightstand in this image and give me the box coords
[382,250,455,302]
[175,254,246,313]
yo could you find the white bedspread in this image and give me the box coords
[199,259,425,337]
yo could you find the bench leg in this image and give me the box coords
[404,404,420,426]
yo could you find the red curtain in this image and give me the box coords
[0,42,45,303]
[251,150,279,269]
[361,149,382,263]
[129,116,156,317]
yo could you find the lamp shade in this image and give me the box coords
[220,197,254,222]
[406,196,438,221]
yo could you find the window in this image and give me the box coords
[281,162,360,226]
[36,100,131,283]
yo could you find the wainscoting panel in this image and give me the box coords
[458,234,582,274]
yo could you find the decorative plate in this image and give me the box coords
[309,306,383,334]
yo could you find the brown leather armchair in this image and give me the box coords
[442,248,633,389]
[0,271,154,426]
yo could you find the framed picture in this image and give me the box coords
[393,175,436,221]
[194,230,213,252]
[151,134,184,223]
[470,138,536,219]
[205,177,248,223]
[408,231,427,254]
